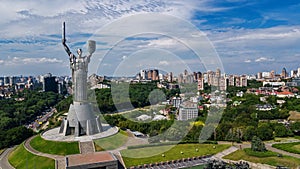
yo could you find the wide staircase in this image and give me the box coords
[79,141,95,154]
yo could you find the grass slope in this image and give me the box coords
[121,144,230,167]
[8,143,55,169]
[272,142,300,154]
[224,148,300,168]
[187,165,205,169]
[30,135,79,155]
[94,130,128,151]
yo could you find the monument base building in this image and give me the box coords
[59,101,103,136]
[66,152,119,169]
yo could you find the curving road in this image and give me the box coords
[0,147,15,169]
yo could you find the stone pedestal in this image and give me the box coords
[59,101,103,136]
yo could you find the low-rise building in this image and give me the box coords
[255,104,275,111]
[178,101,198,121]
[66,152,118,169]
[172,97,182,108]
[277,91,294,98]
[136,114,152,121]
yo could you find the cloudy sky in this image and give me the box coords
[0,0,299,76]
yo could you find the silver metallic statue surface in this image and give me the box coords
[59,22,103,136]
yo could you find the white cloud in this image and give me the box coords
[212,26,300,43]
[158,60,169,66]
[121,55,127,60]
[4,57,63,65]
[244,59,251,63]
[255,57,275,62]
[0,0,299,76]
[207,26,300,73]
[147,39,178,48]
[0,0,86,24]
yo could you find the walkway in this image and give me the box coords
[24,135,65,169]
[79,141,95,154]
[107,130,149,168]
[0,147,15,169]
[216,141,300,169]
[212,146,239,160]
[266,143,300,159]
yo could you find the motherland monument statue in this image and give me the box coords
[59,22,103,136]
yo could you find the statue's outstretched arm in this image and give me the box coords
[62,22,72,56]
[62,41,72,56]
[85,54,92,63]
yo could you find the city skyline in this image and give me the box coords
[0,0,300,76]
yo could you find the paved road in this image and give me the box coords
[0,147,15,169]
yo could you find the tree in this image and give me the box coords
[251,136,266,152]
[291,122,300,132]
[274,124,293,137]
[244,126,256,141]
[215,122,232,140]
[257,123,274,140]
[0,89,63,149]
[225,127,243,143]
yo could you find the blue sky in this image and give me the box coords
[0,0,299,76]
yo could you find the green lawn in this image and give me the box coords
[94,130,128,151]
[8,143,55,169]
[224,148,300,168]
[121,143,231,167]
[272,142,300,154]
[30,135,79,155]
[0,149,4,154]
[187,165,205,169]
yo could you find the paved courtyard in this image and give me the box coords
[42,124,118,142]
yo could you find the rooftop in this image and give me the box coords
[67,152,116,167]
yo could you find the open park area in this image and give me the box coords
[121,143,231,167]
[8,143,55,169]
[4,133,300,169]
[272,142,300,154]
[94,129,129,151]
[224,148,300,168]
[30,135,79,155]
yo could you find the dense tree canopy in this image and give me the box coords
[0,90,63,149]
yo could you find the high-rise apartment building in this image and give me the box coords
[281,68,287,78]
[42,73,58,93]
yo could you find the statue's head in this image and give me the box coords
[77,48,82,57]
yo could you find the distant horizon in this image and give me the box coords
[0,66,298,78]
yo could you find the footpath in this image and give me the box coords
[265,143,300,159]
[24,135,65,169]
[0,147,15,169]
[2,137,300,169]
[216,141,300,169]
